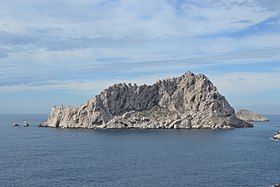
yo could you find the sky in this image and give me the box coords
[0,0,279,114]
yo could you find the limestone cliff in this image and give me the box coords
[44,72,252,129]
[236,109,268,122]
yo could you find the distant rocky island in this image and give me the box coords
[236,109,268,122]
[273,133,280,140]
[44,72,252,129]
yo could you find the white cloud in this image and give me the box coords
[0,74,169,94]
[206,69,280,114]
[0,0,280,113]
[1,34,280,88]
[0,0,278,37]
[208,70,280,112]
[210,71,280,95]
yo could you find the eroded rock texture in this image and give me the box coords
[44,72,252,129]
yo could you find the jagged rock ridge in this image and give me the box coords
[236,109,268,122]
[44,72,252,129]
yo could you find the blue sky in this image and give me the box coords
[0,0,280,114]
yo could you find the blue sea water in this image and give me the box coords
[0,114,279,187]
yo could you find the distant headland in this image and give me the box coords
[43,72,252,129]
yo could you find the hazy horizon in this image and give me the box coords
[0,0,279,114]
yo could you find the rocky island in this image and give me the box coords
[44,72,252,129]
[236,109,268,122]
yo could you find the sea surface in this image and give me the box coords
[0,114,279,187]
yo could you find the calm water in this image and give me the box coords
[0,114,279,187]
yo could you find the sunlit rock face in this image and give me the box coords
[44,72,252,129]
[236,109,268,122]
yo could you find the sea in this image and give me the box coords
[0,114,279,187]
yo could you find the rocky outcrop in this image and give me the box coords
[273,134,280,140]
[273,131,280,140]
[236,109,268,122]
[44,72,252,129]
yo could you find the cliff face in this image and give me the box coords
[44,72,252,129]
[236,109,268,122]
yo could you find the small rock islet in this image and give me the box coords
[236,109,268,122]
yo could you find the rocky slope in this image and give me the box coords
[44,72,252,129]
[236,109,268,122]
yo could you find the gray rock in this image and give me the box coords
[236,109,268,122]
[44,72,253,129]
[273,134,280,140]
